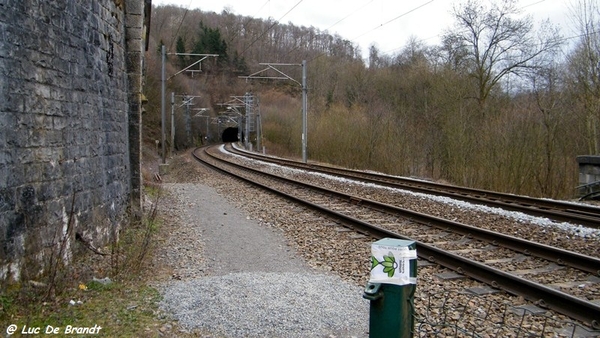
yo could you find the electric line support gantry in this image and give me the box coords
[192,107,211,144]
[171,94,207,154]
[218,93,260,150]
[217,97,246,142]
[240,60,308,163]
[160,45,218,164]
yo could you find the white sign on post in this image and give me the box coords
[369,240,417,286]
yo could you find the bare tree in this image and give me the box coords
[443,0,562,110]
[566,0,600,154]
[528,51,565,197]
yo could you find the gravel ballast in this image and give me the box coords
[157,183,369,337]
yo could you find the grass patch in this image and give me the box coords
[144,184,162,199]
[0,184,197,337]
[1,280,166,337]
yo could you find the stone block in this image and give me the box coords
[125,12,143,29]
[0,188,15,213]
[125,0,144,14]
[0,149,13,166]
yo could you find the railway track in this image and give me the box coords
[193,145,600,331]
[226,144,600,228]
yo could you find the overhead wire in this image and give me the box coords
[352,1,435,41]
[274,1,304,26]
[168,0,194,52]
[222,0,435,63]
[308,0,435,62]
[239,0,270,46]
[560,29,600,42]
[282,0,374,60]
[252,0,271,18]
[240,0,305,56]
[324,0,375,32]
[521,0,547,10]
[381,0,555,56]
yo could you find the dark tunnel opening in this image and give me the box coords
[222,127,239,142]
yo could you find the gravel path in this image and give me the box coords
[155,182,369,337]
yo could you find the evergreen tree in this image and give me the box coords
[176,36,188,69]
[193,21,229,69]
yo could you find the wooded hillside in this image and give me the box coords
[145,1,600,199]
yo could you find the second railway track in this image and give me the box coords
[226,143,600,228]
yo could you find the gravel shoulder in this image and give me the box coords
[149,154,369,337]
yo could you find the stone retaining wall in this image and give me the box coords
[0,0,147,283]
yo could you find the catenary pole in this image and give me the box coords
[170,92,175,156]
[302,60,307,163]
[161,45,166,164]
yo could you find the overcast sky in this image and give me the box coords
[152,0,578,59]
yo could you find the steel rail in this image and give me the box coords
[227,144,600,228]
[194,146,600,328]
[223,145,600,275]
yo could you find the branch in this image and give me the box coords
[76,232,108,256]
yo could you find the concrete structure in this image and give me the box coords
[576,156,600,199]
[0,0,150,283]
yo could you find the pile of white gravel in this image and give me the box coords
[161,272,369,337]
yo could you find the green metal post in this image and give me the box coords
[363,238,417,338]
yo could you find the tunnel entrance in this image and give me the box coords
[222,127,239,142]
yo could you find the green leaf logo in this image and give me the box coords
[370,252,398,278]
[371,256,379,270]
